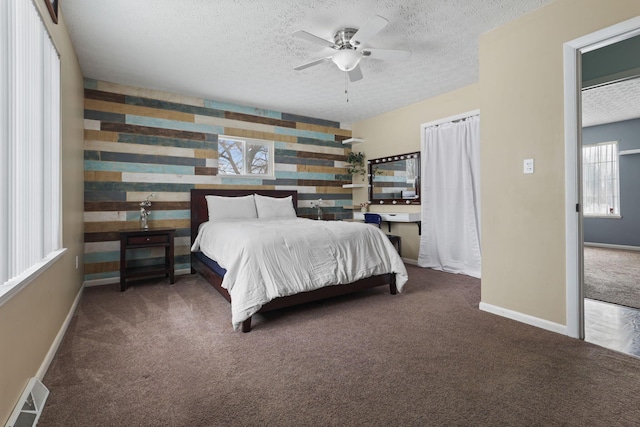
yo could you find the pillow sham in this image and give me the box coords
[254,194,297,219]
[205,195,258,221]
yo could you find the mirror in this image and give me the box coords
[368,151,421,205]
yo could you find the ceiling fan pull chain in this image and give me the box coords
[345,72,349,103]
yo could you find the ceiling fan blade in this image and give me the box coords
[348,65,363,82]
[293,31,337,49]
[350,15,388,47]
[363,48,411,61]
[294,57,330,71]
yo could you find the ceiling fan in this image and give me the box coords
[293,15,411,82]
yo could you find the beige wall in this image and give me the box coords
[353,84,480,260]
[0,2,85,423]
[480,0,640,325]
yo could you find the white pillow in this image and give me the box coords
[254,194,297,219]
[205,195,257,221]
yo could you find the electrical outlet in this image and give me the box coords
[523,158,534,174]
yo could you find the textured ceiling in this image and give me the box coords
[582,78,640,128]
[61,0,557,124]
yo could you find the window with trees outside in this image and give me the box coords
[218,136,274,177]
[582,141,620,217]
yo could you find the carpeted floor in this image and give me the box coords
[39,265,640,426]
[584,246,640,310]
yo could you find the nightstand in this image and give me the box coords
[119,228,175,292]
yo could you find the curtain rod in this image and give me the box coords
[451,115,478,123]
[421,109,480,129]
[428,114,479,127]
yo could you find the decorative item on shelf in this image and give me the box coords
[346,151,366,178]
[311,198,323,220]
[360,202,370,213]
[139,193,155,230]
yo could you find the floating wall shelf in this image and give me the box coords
[342,184,366,188]
[342,137,365,145]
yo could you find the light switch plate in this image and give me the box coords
[524,158,534,174]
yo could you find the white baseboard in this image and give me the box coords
[402,258,418,265]
[36,283,85,380]
[584,242,640,251]
[84,268,193,287]
[479,302,567,336]
[83,276,118,287]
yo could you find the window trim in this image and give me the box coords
[217,135,275,179]
[0,248,66,307]
[585,214,622,219]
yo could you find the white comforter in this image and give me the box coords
[191,218,408,330]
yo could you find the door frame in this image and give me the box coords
[563,16,640,339]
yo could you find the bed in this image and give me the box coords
[190,189,408,332]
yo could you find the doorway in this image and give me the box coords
[581,74,640,357]
[564,16,640,340]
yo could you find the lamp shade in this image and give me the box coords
[331,49,361,71]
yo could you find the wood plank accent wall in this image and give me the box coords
[83,79,354,284]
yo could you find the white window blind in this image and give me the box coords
[582,141,620,217]
[0,0,62,294]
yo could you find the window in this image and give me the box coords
[582,141,620,217]
[218,136,273,177]
[0,0,62,300]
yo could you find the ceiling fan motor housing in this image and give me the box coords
[334,28,358,47]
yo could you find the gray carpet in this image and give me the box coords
[584,246,640,310]
[39,265,640,426]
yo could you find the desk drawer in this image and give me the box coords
[379,213,421,222]
[353,212,420,222]
[128,234,169,245]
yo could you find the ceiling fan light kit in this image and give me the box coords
[293,15,410,83]
[332,49,361,71]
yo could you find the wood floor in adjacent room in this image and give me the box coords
[585,298,640,358]
[583,245,640,358]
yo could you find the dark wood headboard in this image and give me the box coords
[190,189,298,245]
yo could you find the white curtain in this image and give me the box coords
[418,115,481,278]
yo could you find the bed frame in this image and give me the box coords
[190,188,397,332]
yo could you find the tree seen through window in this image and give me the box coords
[218,137,271,176]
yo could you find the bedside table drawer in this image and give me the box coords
[128,234,169,245]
